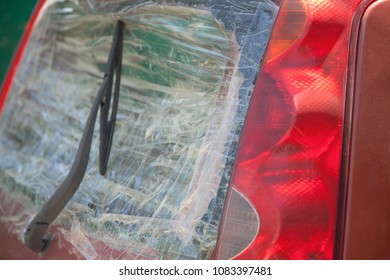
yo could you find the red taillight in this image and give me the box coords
[215,0,374,260]
[0,0,279,259]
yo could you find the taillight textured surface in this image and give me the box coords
[216,0,373,260]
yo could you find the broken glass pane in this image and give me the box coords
[0,0,277,259]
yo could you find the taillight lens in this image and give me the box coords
[215,0,373,260]
[0,0,278,259]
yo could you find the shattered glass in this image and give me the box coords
[0,0,277,259]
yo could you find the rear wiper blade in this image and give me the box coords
[24,20,124,253]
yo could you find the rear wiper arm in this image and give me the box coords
[24,20,124,253]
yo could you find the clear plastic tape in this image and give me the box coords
[0,0,277,259]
